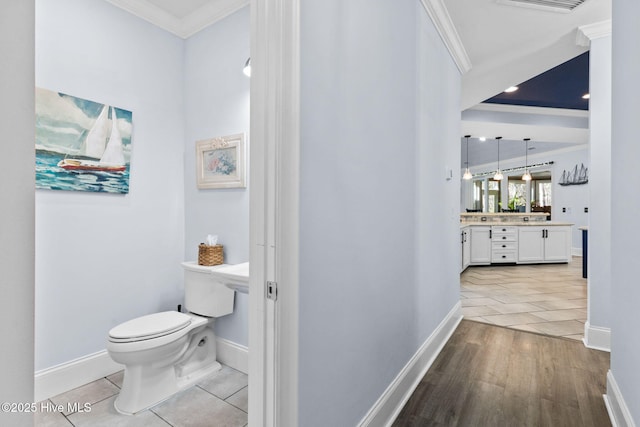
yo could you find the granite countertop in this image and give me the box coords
[461,221,574,228]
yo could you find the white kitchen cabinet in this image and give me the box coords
[461,227,470,272]
[491,226,518,263]
[470,226,491,265]
[517,226,571,263]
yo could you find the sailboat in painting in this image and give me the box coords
[58,105,127,172]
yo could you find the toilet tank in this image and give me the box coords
[181,262,235,317]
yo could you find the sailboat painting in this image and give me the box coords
[35,87,133,193]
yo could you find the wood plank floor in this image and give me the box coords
[393,320,611,427]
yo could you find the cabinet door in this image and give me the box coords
[544,226,571,262]
[462,229,471,270]
[470,227,491,264]
[518,227,545,263]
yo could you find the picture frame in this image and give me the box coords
[196,133,246,189]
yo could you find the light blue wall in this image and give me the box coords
[611,0,640,422]
[0,1,35,424]
[587,34,611,334]
[35,0,185,370]
[183,7,250,346]
[298,1,460,424]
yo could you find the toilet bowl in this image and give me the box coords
[107,262,236,415]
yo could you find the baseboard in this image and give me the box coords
[583,321,611,352]
[605,370,637,427]
[572,247,583,257]
[357,301,463,427]
[34,350,123,402]
[34,338,249,402]
[216,337,248,374]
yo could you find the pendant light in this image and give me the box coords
[493,136,504,181]
[463,135,473,180]
[522,138,532,181]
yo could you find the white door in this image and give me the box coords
[544,226,571,262]
[518,227,545,263]
[470,226,491,264]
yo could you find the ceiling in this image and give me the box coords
[103,0,609,167]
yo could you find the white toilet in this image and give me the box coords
[107,262,236,415]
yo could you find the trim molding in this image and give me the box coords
[105,0,249,38]
[419,0,472,74]
[34,350,122,402]
[605,370,637,427]
[571,247,583,257]
[576,20,612,47]
[583,321,611,352]
[34,338,249,402]
[216,337,248,374]
[357,302,463,426]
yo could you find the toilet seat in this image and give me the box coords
[109,311,192,343]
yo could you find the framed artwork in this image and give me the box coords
[35,87,133,194]
[196,133,246,189]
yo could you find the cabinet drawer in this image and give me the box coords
[492,233,517,242]
[492,242,517,251]
[491,226,518,234]
[492,251,517,263]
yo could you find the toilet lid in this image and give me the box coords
[109,311,192,342]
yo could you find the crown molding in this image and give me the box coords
[419,0,472,74]
[105,0,249,39]
[576,19,612,47]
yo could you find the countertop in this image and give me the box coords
[461,222,574,228]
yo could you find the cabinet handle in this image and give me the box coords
[502,255,506,259]
[502,236,507,240]
[489,230,492,239]
[542,229,545,239]
[502,228,506,232]
[502,244,506,248]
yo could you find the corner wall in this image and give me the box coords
[298,1,461,425]
[609,0,640,424]
[35,0,185,371]
[183,6,251,346]
[0,1,35,425]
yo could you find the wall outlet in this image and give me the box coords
[584,207,588,213]
[562,207,566,213]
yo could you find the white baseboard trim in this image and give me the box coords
[34,350,123,402]
[583,321,611,352]
[34,338,249,402]
[357,302,463,427]
[605,370,637,427]
[572,247,583,257]
[216,337,248,374]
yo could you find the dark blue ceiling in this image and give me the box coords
[484,51,590,110]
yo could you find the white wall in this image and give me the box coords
[0,1,35,425]
[298,1,460,425]
[610,0,640,422]
[463,146,589,252]
[35,0,185,370]
[183,7,250,346]
[586,34,611,340]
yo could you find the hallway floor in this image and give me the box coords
[460,258,587,340]
[35,365,248,427]
[393,320,611,426]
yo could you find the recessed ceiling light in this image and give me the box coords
[479,137,486,142]
[582,93,590,99]
[504,86,519,93]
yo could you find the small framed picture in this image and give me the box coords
[196,133,246,189]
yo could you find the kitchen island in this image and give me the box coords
[459,213,573,272]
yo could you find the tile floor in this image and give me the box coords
[461,257,587,340]
[35,365,248,427]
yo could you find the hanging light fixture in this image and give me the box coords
[243,57,251,77]
[493,136,504,181]
[522,138,532,181]
[463,135,473,180]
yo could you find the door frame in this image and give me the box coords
[248,0,300,425]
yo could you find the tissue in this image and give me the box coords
[206,234,218,246]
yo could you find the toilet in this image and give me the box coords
[107,262,236,415]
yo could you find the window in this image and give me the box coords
[507,177,526,212]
